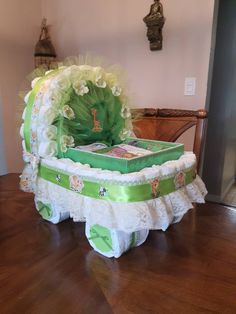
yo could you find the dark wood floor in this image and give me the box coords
[1,174,236,314]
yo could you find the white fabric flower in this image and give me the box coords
[22,140,26,152]
[61,105,75,120]
[78,65,93,81]
[119,128,132,141]
[121,104,131,118]
[31,77,41,89]
[63,65,79,79]
[38,141,58,157]
[45,69,54,75]
[43,90,63,108]
[22,107,27,120]
[95,78,106,88]
[51,75,71,91]
[38,125,57,141]
[93,67,107,88]
[24,91,31,104]
[20,124,24,139]
[68,66,81,82]
[112,85,122,96]
[60,135,75,152]
[105,73,118,87]
[39,106,58,125]
[73,80,89,96]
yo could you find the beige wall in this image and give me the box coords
[0,0,41,173]
[0,0,215,172]
[42,0,215,109]
[42,0,215,150]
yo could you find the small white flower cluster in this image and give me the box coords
[67,65,123,97]
[60,135,75,153]
[21,64,133,159]
[73,80,89,96]
[60,105,75,120]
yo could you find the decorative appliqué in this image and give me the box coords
[91,108,103,132]
[20,164,35,193]
[99,187,108,197]
[69,175,84,193]
[56,174,61,182]
[151,178,160,198]
[174,171,186,189]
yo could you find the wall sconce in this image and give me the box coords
[143,0,166,51]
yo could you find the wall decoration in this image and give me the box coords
[34,18,57,69]
[143,0,166,51]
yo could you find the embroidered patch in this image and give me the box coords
[174,171,186,189]
[151,178,160,198]
[69,175,84,193]
[99,187,108,197]
[56,174,61,182]
[20,163,36,193]
[91,108,103,132]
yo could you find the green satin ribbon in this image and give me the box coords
[38,163,196,203]
[23,70,60,152]
[89,224,113,253]
[36,201,53,220]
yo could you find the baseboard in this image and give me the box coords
[221,177,235,199]
[205,194,222,203]
[206,178,235,203]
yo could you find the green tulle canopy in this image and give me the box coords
[53,81,126,157]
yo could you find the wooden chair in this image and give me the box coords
[131,108,208,171]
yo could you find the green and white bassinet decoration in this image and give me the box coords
[20,60,207,258]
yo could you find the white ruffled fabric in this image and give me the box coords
[35,153,207,233]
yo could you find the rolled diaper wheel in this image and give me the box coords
[35,200,70,224]
[85,223,149,258]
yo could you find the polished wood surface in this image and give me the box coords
[132,108,207,171]
[1,174,236,314]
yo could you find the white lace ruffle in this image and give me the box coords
[35,174,207,233]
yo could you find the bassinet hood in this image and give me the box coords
[20,65,133,158]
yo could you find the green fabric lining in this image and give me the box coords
[57,81,126,150]
[38,163,196,203]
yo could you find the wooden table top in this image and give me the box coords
[1,174,236,313]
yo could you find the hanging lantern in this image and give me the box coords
[34,18,57,69]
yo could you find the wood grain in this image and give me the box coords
[1,174,236,314]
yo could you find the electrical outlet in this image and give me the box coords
[184,77,196,96]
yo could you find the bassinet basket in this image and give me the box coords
[20,64,207,258]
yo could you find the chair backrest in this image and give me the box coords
[131,108,207,171]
